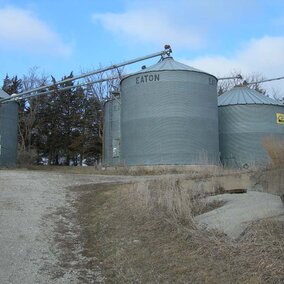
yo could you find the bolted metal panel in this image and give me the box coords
[219,104,284,168]
[103,96,121,166]
[0,102,19,167]
[120,58,219,166]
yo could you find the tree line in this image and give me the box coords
[1,67,122,166]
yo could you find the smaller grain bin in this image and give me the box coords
[0,94,19,167]
[103,92,121,166]
[120,56,219,166]
[218,86,284,168]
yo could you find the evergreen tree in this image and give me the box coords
[2,66,123,166]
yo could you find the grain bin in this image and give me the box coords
[103,92,121,166]
[0,99,19,167]
[120,56,219,166]
[218,86,284,168]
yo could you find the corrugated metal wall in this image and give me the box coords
[219,104,284,167]
[103,96,121,166]
[0,102,19,167]
[120,70,219,166]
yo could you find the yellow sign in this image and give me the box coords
[276,113,284,124]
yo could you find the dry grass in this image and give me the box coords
[26,164,188,176]
[73,178,284,283]
[263,136,284,168]
[261,137,284,197]
[128,179,225,227]
[129,179,196,228]
[5,163,248,180]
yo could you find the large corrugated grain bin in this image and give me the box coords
[0,97,19,167]
[120,56,219,166]
[103,93,121,166]
[218,86,284,167]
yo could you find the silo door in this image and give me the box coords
[112,139,120,158]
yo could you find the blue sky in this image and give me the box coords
[1,0,284,97]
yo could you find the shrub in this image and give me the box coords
[17,149,37,167]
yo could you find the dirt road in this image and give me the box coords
[0,170,146,284]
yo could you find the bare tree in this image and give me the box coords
[18,67,49,153]
[82,66,124,139]
[218,71,266,95]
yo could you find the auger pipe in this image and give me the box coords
[247,76,284,85]
[218,74,243,80]
[1,76,120,103]
[0,46,172,103]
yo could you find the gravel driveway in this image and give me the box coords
[0,170,148,284]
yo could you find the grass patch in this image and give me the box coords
[1,164,247,177]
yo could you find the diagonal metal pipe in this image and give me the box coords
[247,75,284,85]
[0,46,172,104]
[2,76,120,103]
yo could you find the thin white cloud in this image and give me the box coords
[91,0,265,50]
[183,36,284,76]
[0,6,72,57]
[182,36,284,98]
[92,10,204,49]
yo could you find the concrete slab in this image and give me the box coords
[194,191,284,239]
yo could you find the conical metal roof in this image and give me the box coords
[140,56,203,72]
[218,86,283,106]
[0,89,10,99]
[121,56,216,81]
